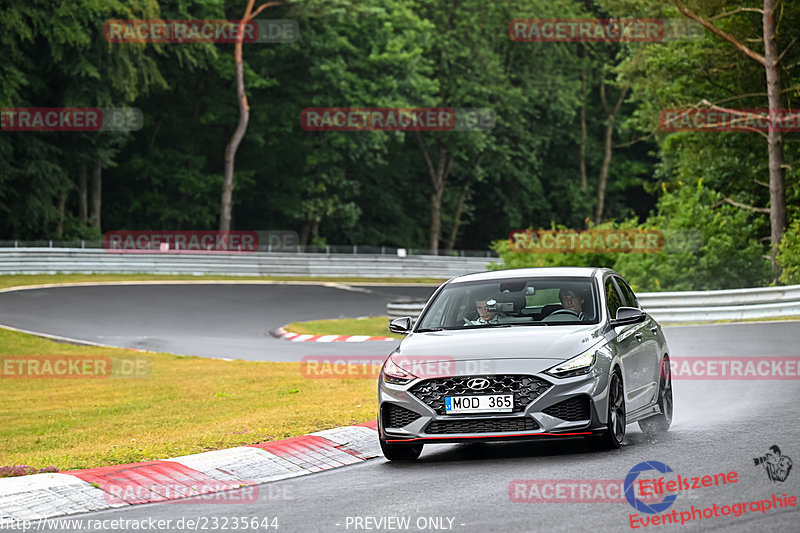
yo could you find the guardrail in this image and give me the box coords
[0,248,493,279]
[0,240,497,257]
[636,285,800,323]
[387,285,800,324]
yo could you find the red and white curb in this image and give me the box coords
[0,421,380,524]
[272,326,396,342]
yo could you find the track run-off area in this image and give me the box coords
[0,282,798,532]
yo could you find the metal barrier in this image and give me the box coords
[0,248,493,279]
[0,240,497,258]
[387,285,800,324]
[636,285,800,323]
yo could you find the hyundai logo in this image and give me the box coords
[467,378,490,391]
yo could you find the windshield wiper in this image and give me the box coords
[415,327,443,332]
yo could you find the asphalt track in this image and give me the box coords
[0,283,436,361]
[1,283,799,532]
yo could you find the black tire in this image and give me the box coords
[380,438,423,461]
[587,370,626,450]
[639,357,673,436]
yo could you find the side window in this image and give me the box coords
[604,278,623,319]
[615,278,639,308]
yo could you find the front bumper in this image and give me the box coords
[378,364,611,444]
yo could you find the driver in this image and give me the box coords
[558,286,586,321]
[464,287,504,325]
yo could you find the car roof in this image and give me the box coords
[449,267,613,284]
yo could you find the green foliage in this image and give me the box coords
[1,0,796,295]
[488,220,628,271]
[613,181,771,291]
[777,218,800,285]
[490,181,772,291]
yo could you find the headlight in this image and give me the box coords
[545,351,596,378]
[381,356,417,385]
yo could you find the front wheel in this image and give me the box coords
[380,438,423,461]
[639,357,673,436]
[587,370,626,450]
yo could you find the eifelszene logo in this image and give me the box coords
[624,461,678,514]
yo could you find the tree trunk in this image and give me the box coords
[78,162,87,224]
[429,188,444,254]
[219,1,286,232]
[579,65,588,191]
[595,119,614,224]
[56,192,67,238]
[299,220,311,247]
[90,161,102,231]
[220,30,249,232]
[763,0,786,275]
[595,77,628,224]
[446,180,471,251]
[416,133,452,254]
[445,152,484,250]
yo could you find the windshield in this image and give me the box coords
[416,277,598,330]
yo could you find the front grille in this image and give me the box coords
[382,404,422,428]
[543,396,591,421]
[425,417,539,434]
[409,375,551,414]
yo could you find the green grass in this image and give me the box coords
[0,329,377,472]
[285,316,404,339]
[0,274,429,473]
[0,273,418,472]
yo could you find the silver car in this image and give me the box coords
[378,267,673,461]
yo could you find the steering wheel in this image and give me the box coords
[548,309,580,318]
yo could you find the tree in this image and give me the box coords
[0,0,166,238]
[673,0,794,275]
[595,73,631,223]
[613,180,771,291]
[220,0,287,232]
[413,0,588,253]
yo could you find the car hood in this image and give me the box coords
[397,325,605,362]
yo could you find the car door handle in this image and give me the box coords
[650,326,658,334]
[635,332,643,341]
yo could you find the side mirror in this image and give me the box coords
[609,306,646,328]
[389,316,413,335]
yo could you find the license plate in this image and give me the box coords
[444,394,513,414]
